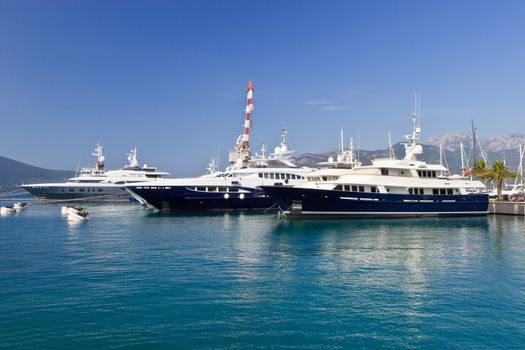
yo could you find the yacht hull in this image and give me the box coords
[22,185,128,201]
[260,186,489,218]
[126,185,275,211]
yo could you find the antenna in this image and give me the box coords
[388,131,395,159]
[340,129,344,156]
[357,129,360,163]
[439,144,443,166]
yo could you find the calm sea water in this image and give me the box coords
[1,201,525,349]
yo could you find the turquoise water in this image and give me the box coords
[1,202,525,349]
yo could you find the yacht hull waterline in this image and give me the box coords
[126,185,275,211]
[261,186,489,218]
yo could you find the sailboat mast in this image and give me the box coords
[471,120,477,167]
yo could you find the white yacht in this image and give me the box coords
[261,112,489,218]
[23,145,168,201]
[125,129,313,210]
[125,82,313,211]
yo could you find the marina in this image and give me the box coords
[2,1,525,348]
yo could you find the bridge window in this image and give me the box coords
[381,168,389,176]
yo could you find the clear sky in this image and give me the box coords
[1,0,524,176]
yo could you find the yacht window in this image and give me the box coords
[433,189,439,195]
[258,173,263,178]
[334,185,343,191]
[69,189,74,192]
[417,171,422,177]
[219,187,227,192]
[414,188,419,195]
[291,174,296,180]
[371,186,377,193]
[98,189,103,192]
[352,185,358,192]
[79,188,85,192]
[270,173,275,179]
[432,171,436,178]
[381,168,389,176]
[440,189,446,195]
[420,189,425,195]
[409,188,413,195]
[344,185,350,191]
[197,187,206,192]
[359,186,364,192]
[447,189,453,195]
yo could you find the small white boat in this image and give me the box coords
[13,202,28,211]
[61,206,85,216]
[1,206,16,215]
[67,209,89,222]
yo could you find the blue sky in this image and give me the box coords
[1,0,524,176]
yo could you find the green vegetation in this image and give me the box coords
[473,160,519,201]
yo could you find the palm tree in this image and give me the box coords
[472,160,488,175]
[476,160,519,201]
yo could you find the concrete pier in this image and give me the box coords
[489,201,525,215]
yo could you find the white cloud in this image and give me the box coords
[301,100,335,105]
[320,105,353,111]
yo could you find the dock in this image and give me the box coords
[489,201,525,216]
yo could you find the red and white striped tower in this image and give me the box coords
[229,82,255,169]
[240,81,254,151]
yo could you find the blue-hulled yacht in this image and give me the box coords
[261,113,489,218]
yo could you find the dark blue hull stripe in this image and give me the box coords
[260,186,489,217]
[126,186,275,210]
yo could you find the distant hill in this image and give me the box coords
[0,156,74,194]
